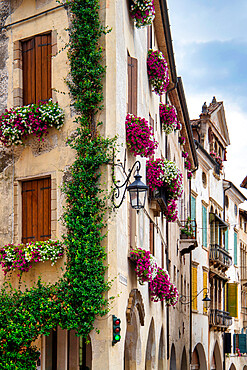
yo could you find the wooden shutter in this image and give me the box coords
[234,232,238,265]
[227,283,238,317]
[192,266,197,311]
[147,25,152,50]
[128,202,136,248]
[22,33,51,105]
[203,271,208,314]
[22,178,51,243]
[224,333,231,354]
[127,55,137,115]
[238,334,247,354]
[225,228,228,251]
[150,220,154,255]
[202,205,207,247]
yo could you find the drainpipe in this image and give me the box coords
[189,180,192,366]
[165,131,170,361]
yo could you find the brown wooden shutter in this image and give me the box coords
[127,55,138,115]
[147,25,152,50]
[150,220,154,255]
[22,178,51,243]
[22,33,51,105]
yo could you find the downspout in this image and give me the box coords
[189,180,192,366]
[165,131,170,361]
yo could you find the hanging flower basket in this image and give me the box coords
[0,240,64,275]
[129,248,157,285]
[147,49,169,95]
[160,103,178,135]
[149,267,179,305]
[164,199,178,222]
[146,158,183,198]
[130,0,155,28]
[126,113,158,157]
[0,99,65,147]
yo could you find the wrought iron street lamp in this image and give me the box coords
[112,160,148,210]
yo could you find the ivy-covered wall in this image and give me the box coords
[0,0,114,368]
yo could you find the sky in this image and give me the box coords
[167,0,247,206]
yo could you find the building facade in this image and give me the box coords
[0,0,199,369]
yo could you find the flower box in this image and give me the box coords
[0,99,64,147]
[159,103,178,135]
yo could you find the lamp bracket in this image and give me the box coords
[179,287,209,305]
[111,158,141,209]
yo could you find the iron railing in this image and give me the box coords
[209,309,232,328]
[209,244,232,269]
[180,219,197,239]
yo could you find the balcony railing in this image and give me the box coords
[210,309,232,329]
[180,219,197,239]
[209,244,232,270]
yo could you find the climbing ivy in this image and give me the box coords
[0,0,114,368]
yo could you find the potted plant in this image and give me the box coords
[129,248,157,285]
[126,113,158,157]
[130,0,155,28]
[159,103,178,135]
[147,49,169,95]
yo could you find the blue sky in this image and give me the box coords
[168,0,247,203]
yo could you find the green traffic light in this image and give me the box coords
[115,335,120,341]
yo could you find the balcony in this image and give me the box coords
[149,187,168,216]
[209,309,232,330]
[179,219,198,256]
[209,244,232,271]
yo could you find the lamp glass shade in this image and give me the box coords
[202,293,211,310]
[127,171,148,210]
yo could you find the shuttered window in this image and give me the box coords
[234,231,238,265]
[127,54,138,115]
[227,283,238,318]
[233,334,247,354]
[22,178,51,243]
[192,266,197,311]
[22,33,52,105]
[203,271,208,314]
[202,205,207,247]
[225,228,228,251]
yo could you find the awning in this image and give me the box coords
[209,212,228,229]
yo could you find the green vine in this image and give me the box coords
[0,0,114,368]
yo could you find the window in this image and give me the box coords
[234,231,238,265]
[127,54,137,115]
[22,178,51,243]
[147,25,152,50]
[22,33,52,105]
[202,172,207,188]
[202,205,207,247]
[227,283,238,317]
[192,266,197,311]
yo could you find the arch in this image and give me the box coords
[145,318,156,370]
[191,343,207,370]
[211,340,222,370]
[229,365,236,370]
[180,347,188,370]
[170,344,176,370]
[126,289,145,326]
[124,305,141,370]
[158,327,165,370]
